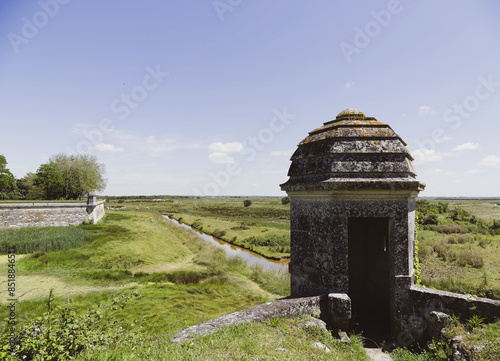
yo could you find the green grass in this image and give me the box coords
[417,229,500,299]
[106,197,291,259]
[0,226,90,254]
[75,316,369,361]
[0,210,288,332]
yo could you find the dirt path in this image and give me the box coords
[0,274,137,303]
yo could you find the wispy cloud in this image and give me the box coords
[467,169,486,174]
[412,149,448,164]
[344,82,354,89]
[208,141,244,164]
[419,105,435,115]
[93,143,124,153]
[270,149,294,157]
[208,142,244,153]
[452,142,479,151]
[426,169,454,176]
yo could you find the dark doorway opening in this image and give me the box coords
[348,217,391,343]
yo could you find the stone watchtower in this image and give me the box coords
[280,108,425,335]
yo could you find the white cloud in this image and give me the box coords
[452,142,479,151]
[147,136,156,144]
[93,143,124,152]
[412,148,448,164]
[479,155,500,167]
[208,141,243,164]
[419,105,435,115]
[467,169,486,174]
[344,82,354,89]
[426,169,454,176]
[208,152,235,164]
[270,149,294,157]
[208,141,243,153]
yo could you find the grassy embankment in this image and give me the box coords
[0,208,370,360]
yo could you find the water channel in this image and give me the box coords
[162,215,289,273]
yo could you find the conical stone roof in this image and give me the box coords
[280,109,425,192]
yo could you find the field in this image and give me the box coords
[0,196,499,360]
[416,198,500,299]
[107,196,292,259]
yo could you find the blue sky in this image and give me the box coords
[1,0,499,197]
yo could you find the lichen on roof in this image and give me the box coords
[280,109,426,192]
[337,108,365,117]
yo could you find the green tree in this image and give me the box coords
[17,172,45,200]
[49,153,107,199]
[243,199,252,207]
[0,155,18,199]
[34,162,66,200]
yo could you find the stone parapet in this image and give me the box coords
[0,199,105,229]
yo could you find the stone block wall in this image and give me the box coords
[0,200,105,229]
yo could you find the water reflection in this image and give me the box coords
[163,216,289,273]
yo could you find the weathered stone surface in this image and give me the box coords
[171,296,322,343]
[322,292,351,330]
[281,109,424,338]
[0,199,105,229]
[301,315,327,331]
[410,286,500,323]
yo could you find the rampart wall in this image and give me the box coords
[0,200,105,229]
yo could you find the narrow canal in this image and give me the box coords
[163,215,289,273]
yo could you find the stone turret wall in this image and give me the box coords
[0,200,105,229]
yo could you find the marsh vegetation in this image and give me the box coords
[1,196,499,360]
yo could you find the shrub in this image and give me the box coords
[478,237,492,248]
[418,244,433,260]
[434,224,469,234]
[244,234,290,248]
[457,249,484,268]
[449,206,471,222]
[433,241,457,262]
[168,270,204,284]
[0,290,141,361]
[281,197,290,205]
[211,229,226,239]
[243,199,252,207]
[422,212,439,225]
[192,219,203,230]
[446,234,469,244]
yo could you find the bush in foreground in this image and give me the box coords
[1,290,141,361]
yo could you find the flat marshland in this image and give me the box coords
[0,196,499,360]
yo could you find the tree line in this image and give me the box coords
[0,153,106,200]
